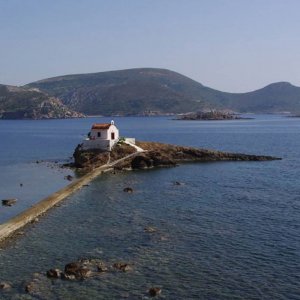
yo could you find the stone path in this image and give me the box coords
[124,140,144,152]
[0,151,142,243]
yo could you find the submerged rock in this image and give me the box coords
[149,287,162,297]
[46,268,62,279]
[64,261,92,279]
[64,175,74,181]
[0,282,11,290]
[113,262,133,272]
[2,199,17,206]
[61,273,76,280]
[123,187,133,193]
[144,226,157,233]
[97,264,109,273]
[24,273,48,295]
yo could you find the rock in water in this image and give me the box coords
[46,269,62,279]
[64,262,92,279]
[113,262,132,272]
[64,175,74,181]
[2,199,17,206]
[123,187,133,193]
[0,282,11,290]
[61,273,76,280]
[144,226,157,233]
[97,264,108,272]
[149,287,162,297]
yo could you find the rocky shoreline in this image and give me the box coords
[73,140,281,171]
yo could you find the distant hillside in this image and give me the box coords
[228,82,300,113]
[26,68,230,115]
[26,68,300,115]
[0,84,83,119]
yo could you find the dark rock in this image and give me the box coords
[97,264,108,273]
[174,181,181,185]
[144,226,157,233]
[131,155,152,169]
[61,273,76,280]
[46,268,62,279]
[64,262,81,275]
[20,183,23,187]
[2,199,17,206]
[64,175,74,181]
[123,187,133,193]
[24,272,52,296]
[113,263,132,272]
[64,262,92,279]
[25,283,34,293]
[31,217,39,224]
[78,268,92,279]
[149,287,162,297]
[0,282,11,290]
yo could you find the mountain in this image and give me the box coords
[26,68,300,115]
[227,82,300,113]
[0,84,84,119]
[26,68,230,115]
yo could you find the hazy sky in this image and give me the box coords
[1,0,300,92]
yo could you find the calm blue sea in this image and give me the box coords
[0,115,299,299]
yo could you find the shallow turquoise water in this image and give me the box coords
[0,116,299,299]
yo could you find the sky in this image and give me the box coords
[1,0,300,92]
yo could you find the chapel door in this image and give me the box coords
[111,132,115,140]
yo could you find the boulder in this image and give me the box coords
[61,273,76,280]
[2,199,17,206]
[113,263,132,272]
[64,262,81,276]
[97,264,108,273]
[46,268,62,279]
[64,175,74,181]
[0,282,11,290]
[149,287,162,297]
[25,283,34,293]
[131,155,152,169]
[64,262,92,279]
[123,187,133,193]
[144,226,157,233]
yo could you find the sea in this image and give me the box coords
[0,115,299,299]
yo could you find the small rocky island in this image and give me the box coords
[73,140,280,171]
[177,110,249,121]
[71,121,280,171]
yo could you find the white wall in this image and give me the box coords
[90,124,119,141]
[81,139,118,151]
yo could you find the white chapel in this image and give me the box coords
[81,120,119,151]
